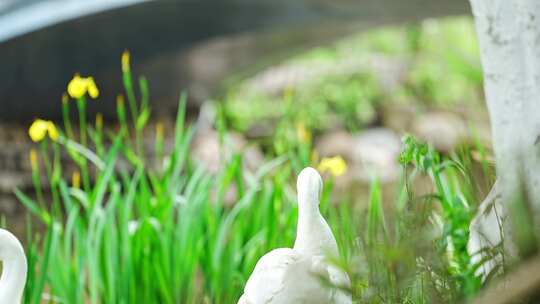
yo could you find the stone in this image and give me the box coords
[380,103,419,132]
[315,128,401,185]
[412,111,468,152]
[191,130,264,175]
[0,172,31,193]
[315,130,355,161]
[351,128,402,183]
[191,129,265,207]
[367,55,409,93]
[191,130,223,174]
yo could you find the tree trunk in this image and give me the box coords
[468,0,540,275]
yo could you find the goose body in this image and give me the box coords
[0,229,27,304]
[239,167,351,304]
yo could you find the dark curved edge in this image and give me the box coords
[0,0,470,122]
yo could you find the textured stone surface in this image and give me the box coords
[412,111,468,152]
[191,130,264,175]
[351,128,401,183]
[316,128,401,187]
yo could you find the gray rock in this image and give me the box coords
[191,130,223,174]
[380,103,419,132]
[351,128,401,183]
[367,55,408,93]
[315,130,355,161]
[191,130,264,175]
[412,111,467,152]
[244,54,407,97]
[315,128,401,185]
[0,171,31,193]
[191,129,264,207]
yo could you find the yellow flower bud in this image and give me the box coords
[62,93,69,104]
[71,170,81,189]
[155,122,164,139]
[311,150,319,164]
[96,113,103,129]
[318,156,347,177]
[117,95,125,107]
[296,123,311,143]
[122,50,130,73]
[29,149,38,171]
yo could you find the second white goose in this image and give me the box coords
[0,228,27,304]
[238,167,351,304]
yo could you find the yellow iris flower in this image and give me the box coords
[67,74,100,99]
[87,77,99,99]
[28,119,59,142]
[318,156,347,177]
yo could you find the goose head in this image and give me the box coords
[294,167,339,256]
[297,167,323,212]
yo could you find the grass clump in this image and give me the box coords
[341,135,485,303]
[14,53,354,304]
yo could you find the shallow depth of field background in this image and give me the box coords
[0,1,497,303]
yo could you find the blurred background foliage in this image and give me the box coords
[222,17,482,147]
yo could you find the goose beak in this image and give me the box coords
[297,167,323,205]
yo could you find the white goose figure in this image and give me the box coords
[238,167,352,304]
[0,229,27,304]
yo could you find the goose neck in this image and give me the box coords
[0,237,27,303]
[298,200,319,218]
[295,204,327,254]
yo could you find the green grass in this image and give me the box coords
[8,18,497,303]
[14,58,358,303]
[16,92,488,303]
